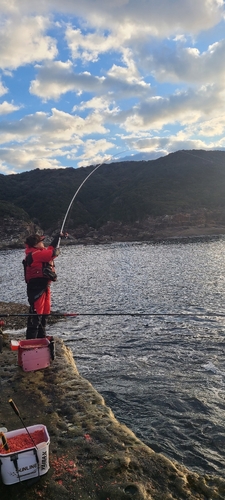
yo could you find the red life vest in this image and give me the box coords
[23,246,57,283]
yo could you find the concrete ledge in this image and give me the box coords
[0,335,225,500]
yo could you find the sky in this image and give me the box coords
[0,0,225,175]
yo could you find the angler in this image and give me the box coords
[23,232,67,339]
[21,150,129,338]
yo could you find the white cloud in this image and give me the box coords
[1,0,223,36]
[0,15,57,70]
[0,136,117,172]
[82,138,115,157]
[107,48,144,85]
[0,101,20,115]
[29,59,150,101]
[0,146,65,172]
[142,38,225,85]
[129,136,210,153]
[77,138,116,166]
[0,80,8,97]
[73,96,119,114]
[0,162,16,175]
[0,108,108,145]
[117,85,223,132]
[65,27,123,62]
[0,1,225,174]
[0,107,111,172]
[184,114,225,138]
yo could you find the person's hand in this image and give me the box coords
[60,232,69,238]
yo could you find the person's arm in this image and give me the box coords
[49,232,68,248]
[49,233,61,248]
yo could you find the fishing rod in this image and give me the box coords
[57,147,225,248]
[0,432,10,452]
[8,399,38,450]
[57,149,130,248]
[8,399,40,479]
[1,312,225,318]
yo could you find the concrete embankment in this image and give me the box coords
[1,333,225,500]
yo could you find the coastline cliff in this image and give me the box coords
[1,211,225,251]
[1,308,225,499]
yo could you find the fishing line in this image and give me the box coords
[180,149,225,166]
[180,150,215,163]
[58,147,225,247]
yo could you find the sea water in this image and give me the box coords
[1,238,225,477]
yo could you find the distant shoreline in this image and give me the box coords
[1,225,225,251]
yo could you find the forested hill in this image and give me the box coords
[1,149,225,243]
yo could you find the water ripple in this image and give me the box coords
[1,239,225,477]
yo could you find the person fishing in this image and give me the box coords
[23,232,67,339]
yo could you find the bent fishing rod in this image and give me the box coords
[57,149,130,248]
[1,311,225,318]
[56,147,222,249]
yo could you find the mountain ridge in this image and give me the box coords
[1,149,225,246]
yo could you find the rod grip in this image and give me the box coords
[9,398,20,416]
[0,432,10,451]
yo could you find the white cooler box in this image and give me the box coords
[0,424,50,485]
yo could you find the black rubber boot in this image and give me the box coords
[26,308,39,339]
[37,315,47,338]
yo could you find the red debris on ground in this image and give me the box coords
[0,429,46,454]
[84,433,92,441]
[51,454,82,482]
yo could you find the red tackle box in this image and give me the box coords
[18,338,51,372]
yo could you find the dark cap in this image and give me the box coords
[25,234,45,247]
